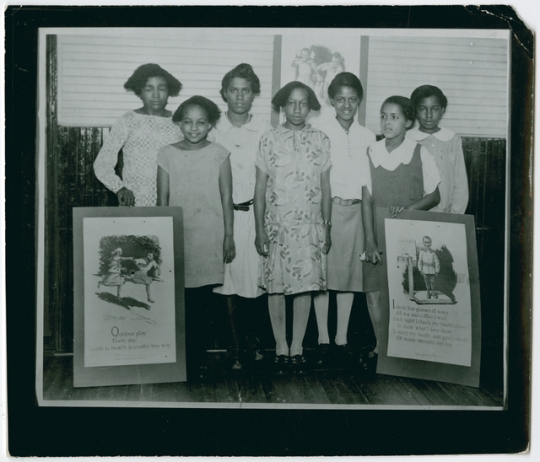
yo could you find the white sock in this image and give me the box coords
[313,291,330,345]
[335,292,354,346]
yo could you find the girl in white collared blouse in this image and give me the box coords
[312,72,376,366]
[407,85,469,214]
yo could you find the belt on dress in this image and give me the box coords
[332,197,361,206]
[234,199,254,211]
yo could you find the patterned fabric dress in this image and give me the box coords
[211,113,272,298]
[94,111,182,206]
[255,124,331,295]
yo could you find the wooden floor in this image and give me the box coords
[41,353,504,408]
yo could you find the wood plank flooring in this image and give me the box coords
[41,354,503,407]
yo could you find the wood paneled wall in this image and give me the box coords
[44,36,507,358]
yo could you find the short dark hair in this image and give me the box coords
[410,85,448,110]
[327,72,363,100]
[272,81,321,111]
[124,63,182,97]
[220,63,261,102]
[381,96,415,122]
[172,96,221,126]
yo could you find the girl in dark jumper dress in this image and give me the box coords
[361,96,441,366]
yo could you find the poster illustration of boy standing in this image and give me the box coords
[417,235,440,299]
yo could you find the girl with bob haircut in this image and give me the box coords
[254,81,331,375]
[271,81,321,112]
[311,72,376,367]
[407,84,468,214]
[157,95,234,379]
[124,63,183,97]
[212,63,272,371]
[362,95,441,369]
[94,63,182,207]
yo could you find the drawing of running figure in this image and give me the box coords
[292,48,318,87]
[97,247,133,299]
[124,252,162,303]
[417,236,440,299]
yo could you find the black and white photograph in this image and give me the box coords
[36,24,509,408]
[5,4,534,457]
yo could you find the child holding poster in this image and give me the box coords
[362,95,441,367]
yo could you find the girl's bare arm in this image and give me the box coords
[320,168,332,254]
[362,186,381,264]
[219,157,236,264]
[156,166,170,206]
[390,186,441,217]
[254,166,269,256]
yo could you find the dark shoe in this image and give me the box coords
[228,344,243,371]
[433,292,438,299]
[246,334,265,361]
[273,355,290,375]
[361,350,378,372]
[315,343,331,366]
[335,344,354,367]
[290,354,308,375]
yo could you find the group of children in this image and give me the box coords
[94,62,468,379]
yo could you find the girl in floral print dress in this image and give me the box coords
[254,81,332,375]
[94,63,183,207]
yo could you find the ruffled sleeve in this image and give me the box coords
[93,113,131,193]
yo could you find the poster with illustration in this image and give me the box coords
[73,206,185,387]
[375,209,481,387]
[83,216,176,367]
[385,219,472,367]
[280,32,361,125]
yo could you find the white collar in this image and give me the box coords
[368,136,418,169]
[219,112,260,133]
[407,126,455,142]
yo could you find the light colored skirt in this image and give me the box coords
[327,202,365,292]
[213,208,265,298]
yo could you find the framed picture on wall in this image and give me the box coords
[374,208,481,388]
[72,206,186,388]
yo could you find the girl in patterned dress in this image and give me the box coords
[94,63,182,207]
[157,96,235,379]
[362,96,441,367]
[211,64,272,370]
[254,81,332,375]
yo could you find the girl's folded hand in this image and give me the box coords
[117,187,135,207]
[364,241,382,266]
[255,231,270,257]
[223,235,236,264]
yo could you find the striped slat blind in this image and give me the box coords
[365,36,508,138]
[57,31,274,127]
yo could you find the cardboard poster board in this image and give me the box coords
[73,207,186,387]
[375,208,481,387]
